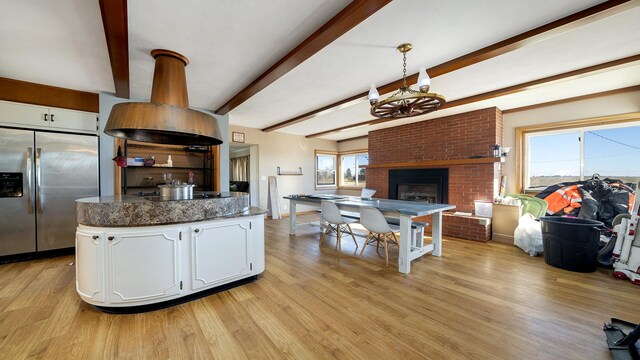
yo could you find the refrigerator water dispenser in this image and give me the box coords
[0,172,22,197]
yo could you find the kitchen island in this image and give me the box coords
[75,192,266,312]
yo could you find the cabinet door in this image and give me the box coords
[0,101,48,128]
[49,108,97,133]
[191,219,252,290]
[107,229,181,303]
[76,230,105,302]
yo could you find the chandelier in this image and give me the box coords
[368,43,445,119]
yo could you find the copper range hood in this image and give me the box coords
[104,49,223,146]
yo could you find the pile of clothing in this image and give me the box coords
[535,177,635,228]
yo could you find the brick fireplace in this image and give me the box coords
[366,107,503,241]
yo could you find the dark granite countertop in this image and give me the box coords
[77,192,266,227]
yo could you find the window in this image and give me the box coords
[315,152,337,188]
[525,121,640,189]
[527,131,580,188]
[340,152,368,187]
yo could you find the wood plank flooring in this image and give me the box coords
[0,213,638,359]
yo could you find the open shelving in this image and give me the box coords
[120,140,214,195]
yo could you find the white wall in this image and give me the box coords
[337,137,368,152]
[502,90,640,193]
[229,125,338,215]
[99,92,230,195]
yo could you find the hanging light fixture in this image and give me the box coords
[368,43,445,119]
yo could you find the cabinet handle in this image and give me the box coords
[50,114,55,122]
[92,235,99,240]
[108,236,114,241]
[194,229,200,233]
[44,113,48,121]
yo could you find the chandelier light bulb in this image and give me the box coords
[418,67,431,92]
[368,83,380,104]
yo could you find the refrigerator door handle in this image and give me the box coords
[26,147,34,214]
[36,147,43,214]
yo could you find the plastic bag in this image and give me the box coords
[514,213,543,256]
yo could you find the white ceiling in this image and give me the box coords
[0,0,113,92]
[1,0,639,142]
[127,0,349,109]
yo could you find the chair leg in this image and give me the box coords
[346,224,358,248]
[336,226,341,254]
[376,233,380,251]
[320,224,331,246]
[383,233,390,268]
[391,232,399,246]
[360,232,373,257]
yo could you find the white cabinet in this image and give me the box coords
[0,101,47,127]
[107,229,181,303]
[49,107,97,132]
[75,214,265,309]
[75,229,105,303]
[492,204,523,244]
[191,219,252,290]
[0,100,97,133]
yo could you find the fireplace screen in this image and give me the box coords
[388,168,448,204]
[397,184,438,203]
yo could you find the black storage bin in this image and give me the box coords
[540,216,603,272]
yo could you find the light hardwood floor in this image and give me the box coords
[0,214,638,359]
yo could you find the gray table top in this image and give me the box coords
[284,196,456,216]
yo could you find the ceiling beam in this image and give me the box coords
[337,135,369,143]
[214,0,392,115]
[0,77,99,113]
[99,0,130,99]
[305,54,640,138]
[440,54,640,109]
[264,0,633,132]
[502,85,640,114]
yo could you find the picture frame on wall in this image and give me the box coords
[232,131,245,143]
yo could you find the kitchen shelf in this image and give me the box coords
[121,140,214,195]
[277,166,303,175]
[126,166,212,171]
[126,142,209,153]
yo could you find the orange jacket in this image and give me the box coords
[544,185,582,215]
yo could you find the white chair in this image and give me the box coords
[320,200,358,253]
[359,206,398,267]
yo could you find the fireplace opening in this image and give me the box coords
[389,168,448,204]
[397,184,437,202]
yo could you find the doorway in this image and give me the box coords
[229,144,258,205]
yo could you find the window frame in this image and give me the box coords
[515,112,640,192]
[314,150,338,189]
[338,149,368,189]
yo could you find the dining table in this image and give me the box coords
[283,195,456,274]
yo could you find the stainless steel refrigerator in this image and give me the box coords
[0,128,99,256]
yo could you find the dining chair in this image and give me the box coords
[359,206,398,267]
[320,200,358,253]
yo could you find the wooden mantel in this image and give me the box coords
[364,157,503,169]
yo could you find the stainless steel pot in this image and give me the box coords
[158,184,195,200]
